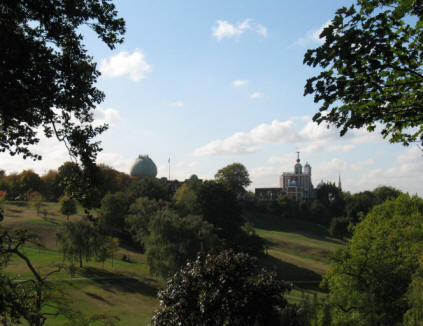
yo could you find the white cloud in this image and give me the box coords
[250,166,279,177]
[194,132,262,156]
[100,50,151,81]
[347,147,423,195]
[212,19,267,40]
[292,20,330,47]
[93,107,122,127]
[250,92,262,99]
[326,144,355,153]
[170,101,184,108]
[194,118,383,157]
[194,120,299,156]
[232,80,248,87]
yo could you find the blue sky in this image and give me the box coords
[3,0,422,196]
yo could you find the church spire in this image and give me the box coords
[338,172,342,191]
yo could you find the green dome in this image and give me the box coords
[130,155,157,178]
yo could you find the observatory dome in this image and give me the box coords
[130,155,157,178]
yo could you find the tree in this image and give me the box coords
[125,197,166,250]
[0,228,66,326]
[97,192,129,237]
[56,219,96,268]
[128,177,171,201]
[40,170,60,201]
[345,190,376,222]
[172,183,198,215]
[29,191,44,216]
[96,236,119,269]
[316,183,345,223]
[196,181,243,240]
[59,196,77,222]
[1,0,125,166]
[146,209,220,278]
[151,250,290,326]
[215,163,251,197]
[372,185,402,205]
[403,255,423,325]
[304,0,423,146]
[18,170,44,196]
[323,194,423,325]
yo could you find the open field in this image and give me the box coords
[1,201,345,325]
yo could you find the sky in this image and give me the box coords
[2,0,423,196]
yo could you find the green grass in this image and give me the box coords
[2,201,344,324]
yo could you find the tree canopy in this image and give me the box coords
[324,194,423,325]
[1,0,125,166]
[151,250,290,326]
[304,0,423,146]
[215,163,251,197]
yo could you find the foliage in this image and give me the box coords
[345,190,376,222]
[196,181,243,240]
[128,177,171,201]
[29,191,44,216]
[146,209,221,278]
[95,164,132,199]
[96,236,119,269]
[276,195,299,219]
[172,183,198,215]
[151,250,290,326]
[98,192,129,237]
[372,185,402,205]
[63,311,120,326]
[18,170,45,195]
[0,228,65,326]
[403,255,423,325]
[304,0,423,146]
[1,0,125,165]
[308,200,329,225]
[40,170,60,201]
[215,163,251,197]
[316,183,345,222]
[323,194,423,325]
[56,218,97,268]
[329,217,350,238]
[59,196,77,222]
[125,197,167,250]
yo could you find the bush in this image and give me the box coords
[152,250,291,326]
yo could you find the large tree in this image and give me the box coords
[324,194,423,325]
[0,0,125,166]
[304,0,423,146]
[215,163,251,197]
[151,250,290,326]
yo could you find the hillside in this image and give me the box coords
[1,201,345,325]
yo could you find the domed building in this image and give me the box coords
[255,152,315,201]
[130,155,157,178]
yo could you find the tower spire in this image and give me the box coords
[296,151,300,163]
[338,172,342,191]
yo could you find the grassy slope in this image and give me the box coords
[2,201,345,325]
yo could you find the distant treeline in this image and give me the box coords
[0,162,133,202]
[246,183,403,237]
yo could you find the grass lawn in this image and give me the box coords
[1,201,343,324]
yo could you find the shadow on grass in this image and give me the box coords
[244,211,344,246]
[260,254,322,283]
[263,238,332,261]
[292,281,327,294]
[84,291,112,305]
[79,267,158,297]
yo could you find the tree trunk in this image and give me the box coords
[79,250,83,268]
